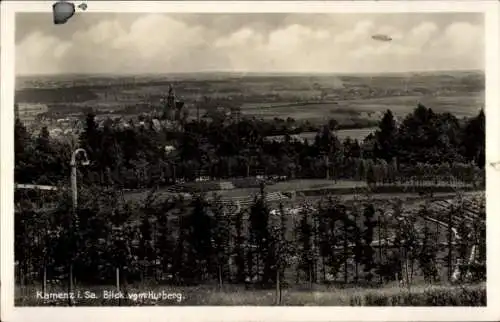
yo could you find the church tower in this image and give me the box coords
[166,84,175,120]
[161,84,176,121]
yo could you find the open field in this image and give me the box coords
[122,178,479,205]
[241,93,483,124]
[15,282,485,306]
[267,127,378,142]
[338,94,484,118]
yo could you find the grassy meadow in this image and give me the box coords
[240,93,483,124]
[16,282,485,306]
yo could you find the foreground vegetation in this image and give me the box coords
[16,282,485,306]
[16,182,486,305]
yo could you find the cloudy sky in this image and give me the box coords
[16,12,484,75]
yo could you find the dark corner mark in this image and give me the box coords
[53,1,87,25]
[490,161,500,170]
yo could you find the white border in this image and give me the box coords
[1,1,499,321]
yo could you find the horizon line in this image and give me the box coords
[16,68,484,78]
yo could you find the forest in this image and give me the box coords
[15,103,485,189]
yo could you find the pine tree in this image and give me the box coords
[400,213,419,286]
[351,206,363,283]
[365,160,376,187]
[362,203,376,281]
[374,109,398,162]
[139,214,153,260]
[79,111,99,154]
[185,195,213,283]
[321,197,345,281]
[155,198,177,282]
[418,206,438,283]
[296,207,314,286]
[270,203,292,304]
[313,201,326,283]
[356,158,367,181]
[340,205,350,283]
[15,117,28,154]
[233,208,246,283]
[210,194,231,288]
[390,199,405,282]
[172,196,193,284]
[79,111,101,185]
[315,125,342,180]
[387,158,398,183]
[109,210,133,291]
[248,193,273,285]
[33,127,58,184]
[461,109,485,168]
[14,118,33,183]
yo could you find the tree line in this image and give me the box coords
[16,186,486,295]
[15,103,485,189]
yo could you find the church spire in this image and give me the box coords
[167,84,175,109]
[162,84,176,121]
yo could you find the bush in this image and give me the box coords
[358,285,486,306]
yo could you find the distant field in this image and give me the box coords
[338,93,484,118]
[241,101,357,123]
[288,128,377,142]
[122,179,367,202]
[241,93,483,123]
[122,178,480,206]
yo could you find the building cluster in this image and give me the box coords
[15,84,246,147]
[15,84,188,135]
[15,103,48,126]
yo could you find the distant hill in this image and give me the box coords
[14,70,484,108]
[16,69,484,88]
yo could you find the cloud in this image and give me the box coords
[15,14,484,75]
[435,22,483,54]
[16,32,69,74]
